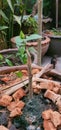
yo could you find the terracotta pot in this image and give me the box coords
[0,64,41,74]
[0,48,37,66]
[11,36,50,57]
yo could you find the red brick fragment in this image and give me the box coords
[43,120,56,130]
[42,109,53,120]
[50,111,61,127]
[44,90,60,103]
[9,108,22,117]
[12,88,26,101]
[0,125,9,130]
[0,95,12,107]
[7,100,25,111]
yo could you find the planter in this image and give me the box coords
[44,30,61,56]
[0,48,37,67]
[11,36,50,57]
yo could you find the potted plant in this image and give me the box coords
[44,0,61,56]
[44,28,61,56]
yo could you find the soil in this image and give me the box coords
[0,91,57,130]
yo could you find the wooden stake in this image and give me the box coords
[37,0,43,65]
[26,48,33,100]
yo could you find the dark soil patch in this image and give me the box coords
[0,91,57,130]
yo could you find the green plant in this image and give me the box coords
[16,46,27,64]
[0,8,9,49]
[46,28,61,36]
[0,0,25,48]
[43,0,51,16]
[0,53,13,66]
[21,16,38,34]
[15,31,41,100]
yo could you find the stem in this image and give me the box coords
[26,47,33,100]
[37,0,43,66]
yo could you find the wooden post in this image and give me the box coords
[26,47,33,100]
[37,0,43,66]
[56,0,58,28]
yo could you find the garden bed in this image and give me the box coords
[0,65,61,130]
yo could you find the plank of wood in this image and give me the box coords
[34,77,61,86]
[48,69,61,80]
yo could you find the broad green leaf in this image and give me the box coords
[0,10,9,23]
[26,34,42,41]
[13,15,21,26]
[5,59,13,66]
[15,34,42,46]
[0,26,8,31]
[7,0,14,13]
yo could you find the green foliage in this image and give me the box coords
[20,31,25,39]
[16,47,27,64]
[50,28,61,36]
[0,54,3,60]
[15,71,23,78]
[5,59,13,66]
[23,0,36,14]
[43,0,52,16]
[22,16,38,34]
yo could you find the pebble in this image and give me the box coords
[27,125,36,130]
[37,126,41,130]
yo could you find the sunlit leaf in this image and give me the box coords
[7,0,14,13]
[5,59,13,66]
[0,26,8,31]
[0,9,9,23]
[13,15,21,26]
[0,54,3,60]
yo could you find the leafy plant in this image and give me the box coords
[16,46,27,64]
[46,28,61,36]
[22,16,38,34]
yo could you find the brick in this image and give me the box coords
[0,125,9,130]
[56,97,61,113]
[42,109,53,120]
[50,111,61,127]
[43,120,56,130]
[44,90,60,103]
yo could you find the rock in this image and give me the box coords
[37,126,41,130]
[27,125,36,130]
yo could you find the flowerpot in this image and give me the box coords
[47,36,61,56]
[11,36,50,57]
[0,48,37,67]
[44,29,61,56]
